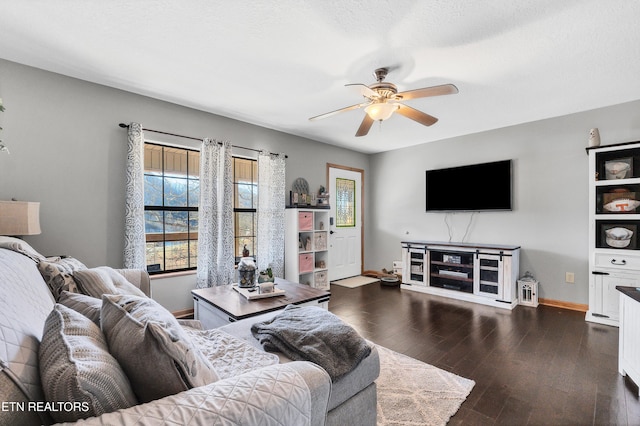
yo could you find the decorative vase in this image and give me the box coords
[588,128,601,147]
[237,257,256,288]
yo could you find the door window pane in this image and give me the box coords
[336,178,356,227]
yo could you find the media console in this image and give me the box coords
[401,240,520,310]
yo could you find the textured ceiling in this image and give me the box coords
[1,1,639,153]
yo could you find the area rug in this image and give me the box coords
[376,345,475,425]
[331,275,379,288]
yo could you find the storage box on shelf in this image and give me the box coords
[586,141,640,327]
[401,241,520,310]
[285,207,330,290]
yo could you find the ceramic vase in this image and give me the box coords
[588,128,601,147]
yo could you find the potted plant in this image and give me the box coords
[258,267,275,284]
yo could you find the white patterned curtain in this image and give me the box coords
[257,151,286,277]
[196,139,235,288]
[123,122,146,270]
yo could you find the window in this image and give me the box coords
[143,146,257,273]
[233,157,258,260]
[143,143,199,273]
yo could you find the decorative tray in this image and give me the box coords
[233,285,286,300]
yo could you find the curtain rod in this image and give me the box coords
[118,123,287,158]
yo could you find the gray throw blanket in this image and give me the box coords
[251,305,371,381]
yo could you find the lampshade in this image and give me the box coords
[0,201,41,236]
[365,102,399,121]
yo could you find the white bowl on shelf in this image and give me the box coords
[605,227,633,248]
[605,162,631,179]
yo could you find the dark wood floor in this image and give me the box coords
[328,282,640,425]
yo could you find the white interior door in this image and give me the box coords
[328,166,362,281]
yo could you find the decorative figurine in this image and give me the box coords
[588,128,601,147]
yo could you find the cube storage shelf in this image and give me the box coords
[285,207,330,290]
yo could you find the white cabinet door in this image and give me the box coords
[601,275,623,321]
[592,272,639,322]
[620,293,640,395]
[402,246,428,286]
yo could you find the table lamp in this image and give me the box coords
[0,200,41,236]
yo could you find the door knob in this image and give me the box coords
[330,230,335,234]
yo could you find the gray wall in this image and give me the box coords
[0,59,369,310]
[3,57,640,308]
[368,100,640,305]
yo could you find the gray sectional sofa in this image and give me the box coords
[0,239,379,425]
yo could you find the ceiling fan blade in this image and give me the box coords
[396,104,438,126]
[309,102,369,121]
[346,83,380,100]
[355,114,374,137]
[396,84,458,101]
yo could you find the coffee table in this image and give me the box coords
[192,277,331,329]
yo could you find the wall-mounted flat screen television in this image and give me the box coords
[425,159,512,211]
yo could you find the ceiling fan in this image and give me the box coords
[309,68,458,137]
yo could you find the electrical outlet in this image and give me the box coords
[566,272,575,284]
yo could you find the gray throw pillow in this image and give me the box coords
[58,291,101,325]
[39,304,138,423]
[73,266,146,298]
[101,294,219,403]
[38,256,87,300]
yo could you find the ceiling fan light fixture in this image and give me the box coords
[365,102,398,121]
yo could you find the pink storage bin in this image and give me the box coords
[298,212,313,231]
[299,253,314,273]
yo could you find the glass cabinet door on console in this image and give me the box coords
[587,141,640,327]
[473,253,504,299]
[402,245,428,286]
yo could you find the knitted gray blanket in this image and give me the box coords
[250,305,371,381]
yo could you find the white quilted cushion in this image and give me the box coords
[0,249,54,402]
[39,304,138,422]
[68,364,315,426]
[184,327,279,379]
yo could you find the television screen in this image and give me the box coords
[425,160,512,211]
